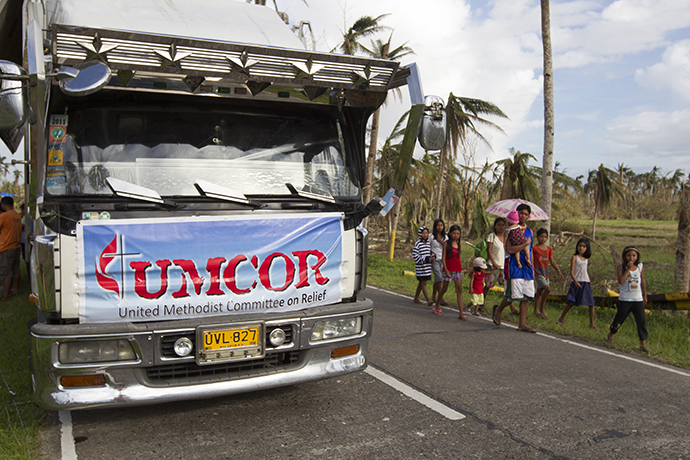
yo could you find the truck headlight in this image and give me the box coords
[311,317,362,342]
[59,339,136,364]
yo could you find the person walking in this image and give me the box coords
[532,228,563,318]
[466,257,488,316]
[491,204,536,332]
[556,238,597,329]
[435,224,468,320]
[606,246,649,353]
[0,196,23,300]
[486,217,518,315]
[412,226,434,305]
[430,219,448,307]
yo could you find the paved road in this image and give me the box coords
[41,286,690,459]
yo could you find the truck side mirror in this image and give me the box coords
[57,61,112,97]
[0,60,29,153]
[418,95,446,151]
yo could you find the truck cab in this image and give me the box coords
[0,0,443,409]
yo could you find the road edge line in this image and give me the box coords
[365,366,466,420]
[59,410,77,460]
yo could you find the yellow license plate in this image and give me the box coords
[202,326,260,352]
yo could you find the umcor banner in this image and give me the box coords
[77,213,344,323]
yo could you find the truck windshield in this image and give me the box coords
[46,98,359,199]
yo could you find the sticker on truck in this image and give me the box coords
[77,213,344,323]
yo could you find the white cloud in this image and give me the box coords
[562,128,585,138]
[552,0,690,68]
[635,39,690,101]
[604,109,690,166]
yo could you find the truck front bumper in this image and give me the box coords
[31,300,372,410]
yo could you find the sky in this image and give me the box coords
[2,0,689,182]
[275,0,690,180]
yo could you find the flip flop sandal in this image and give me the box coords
[604,337,615,345]
[517,327,537,333]
[432,308,443,315]
[492,305,501,326]
[459,315,469,321]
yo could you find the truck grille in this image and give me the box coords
[144,351,301,383]
[160,325,294,359]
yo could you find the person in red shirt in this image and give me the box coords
[532,228,563,318]
[466,257,488,316]
[0,196,24,299]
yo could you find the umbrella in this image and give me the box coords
[485,198,549,221]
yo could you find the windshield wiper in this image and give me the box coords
[106,178,177,208]
[285,183,336,204]
[194,180,261,208]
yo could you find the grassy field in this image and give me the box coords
[368,218,690,369]
[0,266,44,460]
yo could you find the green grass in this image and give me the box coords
[0,266,45,460]
[369,217,690,369]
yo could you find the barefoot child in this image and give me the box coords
[506,210,531,269]
[412,226,434,305]
[556,238,597,329]
[606,246,649,353]
[532,228,563,318]
[435,225,468,320]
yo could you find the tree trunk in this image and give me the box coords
[364,106,381,207]
[591,202,598,241]
[362,107,381,230]
[389,198,402,261]
[540,0,554,239]
[434,146,448,219]
[675,186,690,292]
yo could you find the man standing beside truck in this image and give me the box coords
[0,196,22,299]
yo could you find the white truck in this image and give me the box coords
[0,0,444,409]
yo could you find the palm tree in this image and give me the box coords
[540,0,555,238]
[493,148,540,201]
[0,156,9,178]
[434,94,508,218]
[360,33,414,208]
[336,14,390,56]
[585,164,622,240]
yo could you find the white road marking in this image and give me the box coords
[59,410,78,460]
[364,366,466,420]
[367,285,690,378]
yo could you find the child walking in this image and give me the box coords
[506,210,531,269]
[606,246,649,353]
[556,238,597,329]
[435,225,468,320]
[412,226,434,305]
[467,257,488,316]
[430,219,448,307]
[532,228,563,318]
